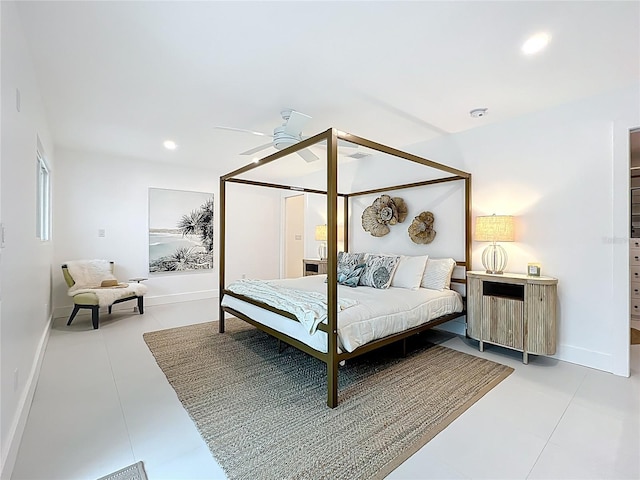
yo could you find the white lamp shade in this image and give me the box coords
[475,215,515,242]
[315,224,327,241]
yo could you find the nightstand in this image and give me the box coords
[466,271,558,364]
[302,258,327,276]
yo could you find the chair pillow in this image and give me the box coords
[421,257,456,291]
[391,255,429,290]
[359,254,401,289]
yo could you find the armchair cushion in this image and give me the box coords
[65,259,116,289]
[64,260,147,308]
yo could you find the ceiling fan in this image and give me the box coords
[215,109,357,163]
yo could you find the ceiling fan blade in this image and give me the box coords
[297,148,319,163]
[240,142,274,156]
[215,126,273,137]
[283,110,311,136]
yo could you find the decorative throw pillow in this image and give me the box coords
[391,255,429,290]
[421,257,456,291]
[324,252,366,283]
[337,263,365,288]
[337,251,366,276]
[359,254,401,289]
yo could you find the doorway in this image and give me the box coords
[630,129,640,344]
[284,194,304,278]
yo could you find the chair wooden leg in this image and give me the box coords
[108,305,112,314]
[67,305,81,326]
[91,307,100,329]
[137,296,144,314]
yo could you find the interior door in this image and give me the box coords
[284,194,304,278]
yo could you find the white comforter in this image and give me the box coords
[222,275,463,353]
[226,279,358,334]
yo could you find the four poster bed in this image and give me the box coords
[219,128,472,408]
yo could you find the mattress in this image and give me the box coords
[221,274,464,354]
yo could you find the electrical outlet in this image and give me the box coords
[98,229,105,237]
[241,274,246,279]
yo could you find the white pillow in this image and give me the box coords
[421,257,456,291]
[391,255,428,290]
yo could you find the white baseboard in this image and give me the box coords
[53,290,217,319]
[555,343,613,374]
[1,314,52,480]
[145,290,216,306]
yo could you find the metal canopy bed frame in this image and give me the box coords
[219,128,472,408]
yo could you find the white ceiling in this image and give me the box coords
[15,1,640,175]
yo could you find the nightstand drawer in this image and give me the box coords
[631,239,640,249]
[631,266,640,282]
[631,252,640,265]
[631,299,640,317]
[631,283,640,298]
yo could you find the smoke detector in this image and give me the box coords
[470,108,488,118]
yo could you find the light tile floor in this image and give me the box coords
[11,299,640,480]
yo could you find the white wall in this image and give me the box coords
[292,87,639,374]
[1,1,56,476]
[52,149,282,318]
[413,85,640,375]
[348,182,466,260]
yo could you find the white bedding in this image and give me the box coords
[221,275,463,353]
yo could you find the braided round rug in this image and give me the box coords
[143,318,513,480]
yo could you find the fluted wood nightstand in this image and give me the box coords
[466,271,558,364]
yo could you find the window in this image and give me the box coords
[36,149,50,241]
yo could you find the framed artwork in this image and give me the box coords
[148,188,214,273]
[527,263,541,277]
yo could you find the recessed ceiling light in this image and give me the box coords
[522,32,551,55]
[470,108,488,118]
[163,140,178,150]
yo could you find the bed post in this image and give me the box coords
[219,177,226,333]
[327,128,339,408]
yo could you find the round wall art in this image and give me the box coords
[361,195,408,237]
[408,211,436,244]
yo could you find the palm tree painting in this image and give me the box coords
[148,188,214,273]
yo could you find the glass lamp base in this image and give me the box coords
[481,244,507,274]
[318,243,327,260]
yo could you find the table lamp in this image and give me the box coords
[474,215,515,274]
[315,224,327,260]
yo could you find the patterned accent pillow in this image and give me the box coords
[421,257,456,291]
[359,254,401,289]
[324,252,366,284]
[337,263,366,288]
[337,252,366,276]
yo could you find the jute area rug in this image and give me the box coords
[144,318,513,480]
